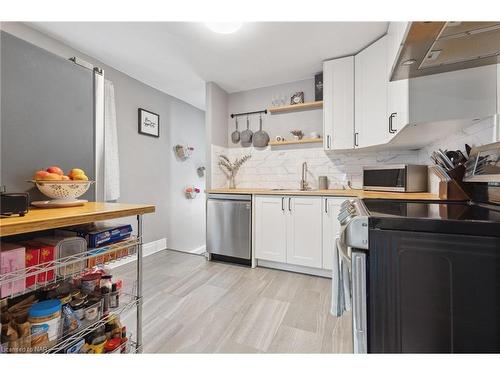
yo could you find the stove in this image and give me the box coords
[363,199,500,237]
[335,198,500,353]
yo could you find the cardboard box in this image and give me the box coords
[24,244,40,288]
[0,243,26,297]
[56,223,132,248]
[37,243,55,283]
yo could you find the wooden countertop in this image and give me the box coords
[0,202,155,237]
[206,188,442,200]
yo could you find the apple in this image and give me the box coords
[34,170,50,180]
[68,168,85,179]
[46,166,64,175]
[72,174,88,181]
[61,175,70,181]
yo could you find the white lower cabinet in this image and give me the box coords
[255,195,339,272]
[255,195,287,262]
[286,196,322,268]
[321,197,348,270]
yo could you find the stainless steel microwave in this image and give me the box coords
[363,165,428,192]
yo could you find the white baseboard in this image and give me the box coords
[107,237,167,269]
[257,259,332,278]
[189,245,206,255]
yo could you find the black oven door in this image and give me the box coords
[369,229,500,353]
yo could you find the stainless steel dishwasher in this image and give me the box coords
[207,194,252,266]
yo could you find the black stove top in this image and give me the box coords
[363,199,500,237]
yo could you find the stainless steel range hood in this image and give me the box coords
[391,22,500,81]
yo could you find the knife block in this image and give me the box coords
[438,180,470,201]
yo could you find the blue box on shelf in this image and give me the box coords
[56,223,133,248]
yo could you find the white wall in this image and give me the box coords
[2,22,207,252]
[227,78,322,148]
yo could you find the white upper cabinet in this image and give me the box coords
[386,22,410,78]
[355,35,389,148]
[386,22,410,137]
[355,25,410,148]
[323,56,355,150]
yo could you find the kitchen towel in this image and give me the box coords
[331,237,343,316]
[331,237,352,317]
[104,79,120,201]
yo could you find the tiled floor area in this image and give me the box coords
[116,250,352,353]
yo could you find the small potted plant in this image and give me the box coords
[291,130,304,140]
[218,154,251,189]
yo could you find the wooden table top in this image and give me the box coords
[0,202,155,237]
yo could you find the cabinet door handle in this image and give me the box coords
[281,197,285,211]
[325,198,328,214]
[288,197,292,212]
[389,112,397,134]
[327,135,331,149]
[354,132,359,147]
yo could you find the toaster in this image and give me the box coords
[1,192,29,216]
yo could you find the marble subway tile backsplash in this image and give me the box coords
[211,117,496,190]
[212,144,418,189]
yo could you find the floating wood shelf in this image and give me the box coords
[268,101,323,114]
[269,138,323,146]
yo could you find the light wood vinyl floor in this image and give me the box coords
[115,250,353,353]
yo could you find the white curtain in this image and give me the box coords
[104,80,120,201]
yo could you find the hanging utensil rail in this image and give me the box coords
[230,109,267,118]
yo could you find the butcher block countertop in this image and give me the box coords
[0,202,155,237]
[207,188,441,200]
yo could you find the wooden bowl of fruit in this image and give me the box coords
[29,166,94,208]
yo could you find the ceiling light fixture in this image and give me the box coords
[205,22,243,34]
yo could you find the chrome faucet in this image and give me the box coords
[300,162,309,191]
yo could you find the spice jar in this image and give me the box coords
[28,299,62,347]
[101,286,110,316]
[70,290,81,300]
[81,274,101,293]
[83,296,102,322]
[109,283,119,309]
[100,275,112,290]
[58,293,72,306]
[39,282,60,300]
[70,298,85,320]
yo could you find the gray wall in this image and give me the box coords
[1,32,95,201]
[1,23,206,249]
[205,82,228,189]
[227,78,322,148]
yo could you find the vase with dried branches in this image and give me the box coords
[218,154,251,189]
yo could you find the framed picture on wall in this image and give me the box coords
[138,108,160,137]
